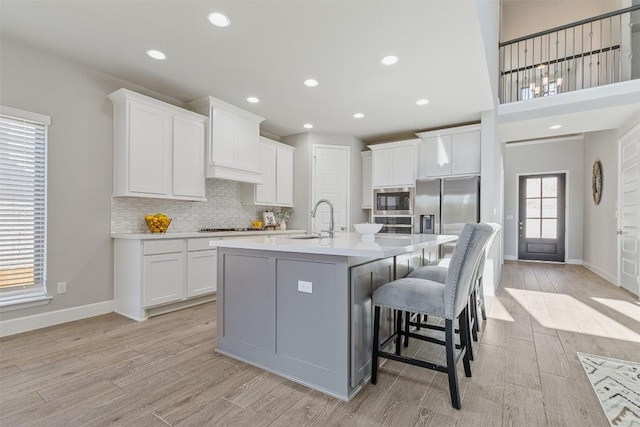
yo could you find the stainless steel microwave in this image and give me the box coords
[373,187,414,215]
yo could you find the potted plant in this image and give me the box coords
[272,207,294,230]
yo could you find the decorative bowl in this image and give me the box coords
[144,214,172,233]
[353,223,383,241]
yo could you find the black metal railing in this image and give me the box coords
[499,5,640,103]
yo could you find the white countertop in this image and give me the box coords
[211,233,458,257]
[111,229,307,240]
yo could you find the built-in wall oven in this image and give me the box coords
[373,216,413,234]
[373,187,414,216]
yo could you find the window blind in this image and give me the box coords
[0,111,47,302]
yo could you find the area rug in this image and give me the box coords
[578,352,640,427]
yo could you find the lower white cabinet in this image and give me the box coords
[187,249,218,297]
[143,252,185,307]
[114,237,218,321]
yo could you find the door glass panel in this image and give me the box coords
[526,178,541,197]
[526,199,541,218]
[542,177,557,197]
[526,219,541,238]
[542,198,557,218]
[541,219,557,238]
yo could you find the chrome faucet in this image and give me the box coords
[311,199,335,238]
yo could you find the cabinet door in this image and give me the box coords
[361,152,372,209]
[276,146,294,206]
[451,131,481,175]
[392,145,416,186]
[236,116,260,172]
[128,102,172,195]
[420,135,452,177]
[173,116,205,198]
[187,249,217,297]
[255,141,277,204]
[143,252,185,307]
[211,107,236,166]
[371,148,393,188]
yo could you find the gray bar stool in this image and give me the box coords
[370,222,494,410]
[408,223,501,342]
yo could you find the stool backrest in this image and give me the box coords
[474,222,502,282]
[444,223,493,319]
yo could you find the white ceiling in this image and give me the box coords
[0,0,494,142]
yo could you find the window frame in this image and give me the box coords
[0,105,51,308]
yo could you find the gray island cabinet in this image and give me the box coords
[212,233,457,401]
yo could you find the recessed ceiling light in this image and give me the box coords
[303,123,313,129]
[549,124,562,130]
[353,113,365,119]
[381,55,399,65]
[246,96,260,104]
[208,12,230,27]
[416,99,430,106]
[304,79,319,87]
[146,49,166,60]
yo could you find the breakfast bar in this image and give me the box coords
[211,233,457,401]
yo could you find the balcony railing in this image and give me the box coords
[499,5,640,104]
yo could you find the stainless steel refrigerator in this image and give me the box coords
[414,176,480,247]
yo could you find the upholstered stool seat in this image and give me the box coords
[373,277,445,317]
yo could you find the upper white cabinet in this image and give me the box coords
[109,89,207,201]
[361,151,372,209]
[189,96,265,184]
[242,137,295,207]
[417,124,481,179]
[368,139,419,188]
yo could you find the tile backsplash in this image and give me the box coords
[111,179,271,233]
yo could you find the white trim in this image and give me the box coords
[566,259,583,265]
[0,296,52,312]
[504,255,517,261]
[583,263,617,285]
[515,170,570,263]
[0,105,51,125]
[0,300,115,337]
[505,135,583,148]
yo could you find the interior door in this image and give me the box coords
[618,125,640,296]
[518,173,566,262]
[312,145,350,233]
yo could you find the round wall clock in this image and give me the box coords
[592,160,602,205]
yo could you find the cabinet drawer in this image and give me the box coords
[188,238,220,251]
[143,239,184,255]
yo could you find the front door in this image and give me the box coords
[618,124,640,296]
[518,173,566,262]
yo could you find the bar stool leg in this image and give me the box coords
[403,311,410,348]
[445,319,461,410]
[395,310,403,355]
[371,306,381,384]
[460,308,472,377]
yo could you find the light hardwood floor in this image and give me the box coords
[1,261,639,426]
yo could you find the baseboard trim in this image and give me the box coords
[0,300,115,337]
[583,263,617,285]
[566,258,584,265]
[504,255,517,261]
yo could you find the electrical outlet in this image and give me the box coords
[297,280,312,294]
[57,282,67,294]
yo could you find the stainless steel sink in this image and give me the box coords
[290,234,321,240]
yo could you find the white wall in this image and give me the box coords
[583,130,618,283]
[284,132,367,232]
[504,137,585,262]
[501,0,625,41]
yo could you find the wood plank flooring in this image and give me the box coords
[1,261,639,426]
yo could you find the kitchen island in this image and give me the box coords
[212,232,457,401]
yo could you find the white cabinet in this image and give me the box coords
[186,238,218,298]
[242,137,295,207]
[189,96,265,184]
[369,139,419,188]
[361,151,372,209]
[142,240,185,308]
[108,88,207,201]
[417,125,481,178]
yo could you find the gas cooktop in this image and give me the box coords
[199,228,252,232]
